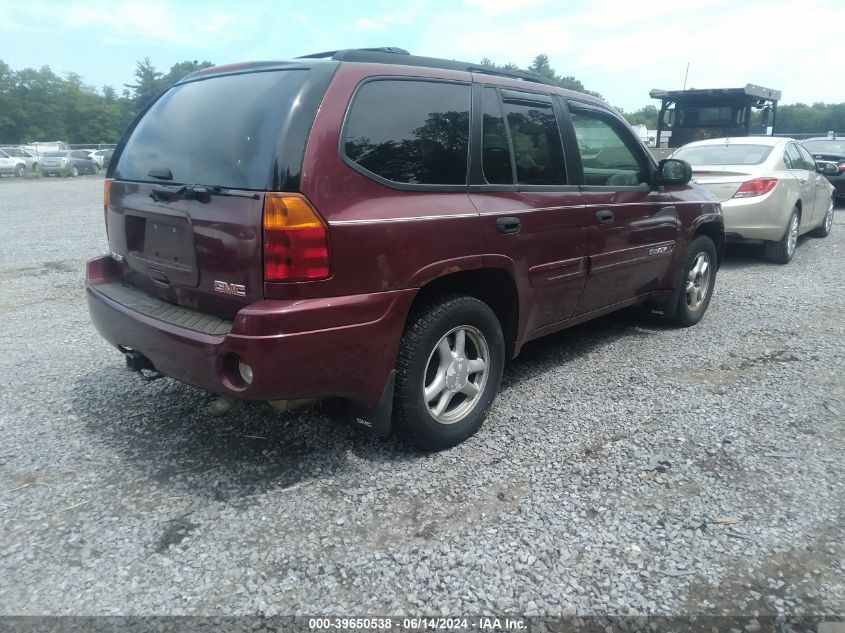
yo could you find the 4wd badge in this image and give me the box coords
[213,280,246,297]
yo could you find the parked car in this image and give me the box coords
[801,136,845,202]
[95,149,114,168]
[39,150,98,177]
[1,146,39,171]
[87,48,724,449]
[0,149,27,176]
[672,137,835,263]
[78,149,104,169]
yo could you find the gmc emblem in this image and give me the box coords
[213,280,246,297]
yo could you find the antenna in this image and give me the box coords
[682,62,690,91]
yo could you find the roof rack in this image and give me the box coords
[297,47,559,88]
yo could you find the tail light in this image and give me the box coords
[103,178,112,232]
[837,162,845,172]
[733,177,778,198]
[263,193,330,281]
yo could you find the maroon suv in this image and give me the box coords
[86,48,724,449]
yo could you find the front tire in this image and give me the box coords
[672,235,717,327]
[393,295,505,451]
[765,207,799,264]
[69,165,79,178]
[811,197,834,238]
[14,164,24,177]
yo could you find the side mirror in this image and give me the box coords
[655,158,693,186]
[821,163,838,176]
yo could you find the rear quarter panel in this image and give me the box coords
[296,63,482,300]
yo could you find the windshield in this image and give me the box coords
[803,140,845,155]
[114,69,309,190]
[673,144,773,166]
[677,106,741,127]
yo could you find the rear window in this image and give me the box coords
[803,140,845,155]
[44,151,68,157]
[343,79,470,185]
[114,70,309,190]
[673,144,773,166]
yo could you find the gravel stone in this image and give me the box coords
[0,176,843,617]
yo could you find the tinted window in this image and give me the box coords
[44,152,67,157]
[785,144,805,171]
[482,87,513,184]
[570,109,647,186]
[344,80,470,185]
[0,151,8,158]
[115,70,309,189]
[673,144,773,166]
[803,140,845,154]
[678,106,737,127]
[71,151,91,159]
[502,96,565,185]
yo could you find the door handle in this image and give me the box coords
[496,217,521,234]
[595,209,614,225]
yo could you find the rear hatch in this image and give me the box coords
[690,166,754,201]
[107,62,336,319]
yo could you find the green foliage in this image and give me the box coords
[480,53,603,99]
[0,57,213,144]
[773,102,845,135]
[620,105,659,129]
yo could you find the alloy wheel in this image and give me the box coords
[686,252,711,312]
[787,213,799,256]
[423,325,489,425]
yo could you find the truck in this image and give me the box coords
[650,84,781,149]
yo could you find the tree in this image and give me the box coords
[481,53,602,98]
[125,57,163,110]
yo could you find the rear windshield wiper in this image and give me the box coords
[149,184,259,202]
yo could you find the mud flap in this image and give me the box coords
[346,370,395,437]
[647,269,683,320]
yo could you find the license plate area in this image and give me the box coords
[124,213,198,287]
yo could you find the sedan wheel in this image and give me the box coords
[811,197,835,238]
[765,207,800,264]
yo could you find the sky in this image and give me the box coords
[1,0,843,112]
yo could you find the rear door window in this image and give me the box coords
[481,87,514,184]
[785,144,805,171]
[796,144,817,171]
[501,92,566,185]
[114,70,310,190]
[343,79,470,186]
[569,106,648,187]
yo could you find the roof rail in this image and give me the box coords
[297,48,559,87]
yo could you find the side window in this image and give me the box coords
[785,144,804,171]
[797,145,816,171]
[0,151,8,158]
[569,107,648,186]
[501,96,566,185]
[481,87,513,184]
[343,79,470,186]
[782,149,793,169]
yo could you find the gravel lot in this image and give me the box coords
[0,176,843,622]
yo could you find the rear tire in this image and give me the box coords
[14,164,24,177]
[393,295,504,451]
[69,165,79,178]
[765,207,799,264]
[672,235,717,327]
[811,197,834,238]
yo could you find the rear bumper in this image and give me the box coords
[720,191,791,242]
[86,256,416,407]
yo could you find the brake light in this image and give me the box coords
[838,162,845,172]
[103,178,112,232]
[733,177,778,198]
[263,193,330,281]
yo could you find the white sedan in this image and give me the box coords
[672,137,836,264]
